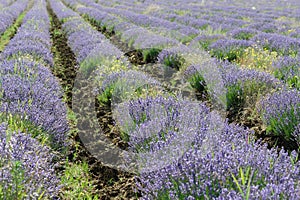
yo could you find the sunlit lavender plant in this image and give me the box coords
[0,58,68,149]
[272,56,300,89]
[135,121,300,199]
[257,88,300,140]
[157,49,185,70]
[0,123,61,199]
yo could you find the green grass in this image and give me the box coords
[60,160,99,200]
[142,48,161,63]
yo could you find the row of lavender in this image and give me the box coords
[0,0,29,36]
[65,0,199,43]
[65,0,299,90]
[99,0,299,141]
[0,0,68,198]
[102,0,300,90]
[97,0,300,38]
[63,0,300,147]
[52,0,300,199]
[94,0,300,57]
[61,0,180,52]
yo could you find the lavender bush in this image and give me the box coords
[227,28,258,40]
[0,58,69,148]
[272,56,300,89]
[134,121,300,199]
[157,48,185,70]
[0,123,61,199]
[188,34,226,51]
[257,88,300,140]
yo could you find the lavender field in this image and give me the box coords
[0,0,300,199]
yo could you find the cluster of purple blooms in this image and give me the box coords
[0,123,61,199]
[120,96,209,154]
[257,88,300,140]
[123,96,300,199]
[0,0,28,35]
[272,56,300,88]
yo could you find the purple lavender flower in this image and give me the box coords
[257,88,300,140]
[134,121,300,199]
[272,56,300,89]
[0,123,61,199]
[0,58,68,148]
